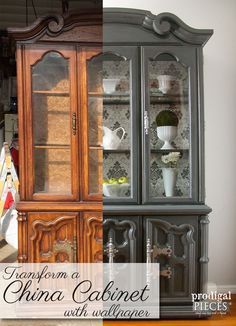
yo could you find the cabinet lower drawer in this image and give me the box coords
[145,216,198,303]
[103,216,142,263]
[24,211,103,263]
[28,212,78,263]
[103,214,202,303]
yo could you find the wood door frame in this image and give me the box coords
[22,44,79,201]
[78,47,103,202]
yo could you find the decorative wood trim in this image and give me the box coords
[17,212,28,262]
[103,9,213,45]
[146,218,196,299]
[79,47,103,201]
[103,218,137,262]
[30,215,75,240]
[28,212,78,262]
[199,215,210,293]
[16,46,26,200]
[16,201,102,212]
[104,204,212,215]
[82,212,103,263]
[7,11,102,43]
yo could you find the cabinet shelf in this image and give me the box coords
[89,145,103,150]
[33,90,69,96]
[103,149,130,154]
[151,148,189,153]
[88,92,187,105]
[88,92,130,104]
[34,144,70,149]
[150,93,187,104]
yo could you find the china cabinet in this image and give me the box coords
[8,11,103,263]
[103,9,213,318]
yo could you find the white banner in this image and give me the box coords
[0,263,160,319]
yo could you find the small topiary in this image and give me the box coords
[156,110,178,127]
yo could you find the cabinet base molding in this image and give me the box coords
[160,304,211,319]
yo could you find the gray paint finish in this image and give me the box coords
[103,8,213,318]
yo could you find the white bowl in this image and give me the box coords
[103,184,119,197]
[103,79,120,94]
[103,183,130,197]
[119,183,130,197]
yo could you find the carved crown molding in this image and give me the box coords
[104,8,213,46]
[7,10,102,42]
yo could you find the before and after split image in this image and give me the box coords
[0,0,235,325]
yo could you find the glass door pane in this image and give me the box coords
[102,47,139,203]
[143,47,198,203]
[32,51,72,195]
[87,51,103,197]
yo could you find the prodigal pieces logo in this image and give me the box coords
[192,291,231,314]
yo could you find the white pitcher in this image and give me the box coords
[103,126,126,149]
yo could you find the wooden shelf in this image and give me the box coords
[33,90,69,95]
[89,145,103,150]
[34,144,70,149]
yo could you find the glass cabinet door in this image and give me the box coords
[82,48,103,201]
[102,46,139,204]
[27,46,78,200]
[142,47,198,203]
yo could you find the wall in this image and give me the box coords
[103,0,236,291]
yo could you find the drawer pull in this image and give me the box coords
[146,239,172,260]
[160,266,172,279]
[53,240,74,262]
[72,112,77,135]
[104,237,118,264]
[153,245,172,258]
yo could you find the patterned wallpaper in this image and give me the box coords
[102,56,191,198]
[103,59,131,198]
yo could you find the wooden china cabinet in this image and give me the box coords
[102,9,213,318]
[8,11,103,263]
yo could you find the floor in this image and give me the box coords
[104,295,236,326]
[0,236,17,263]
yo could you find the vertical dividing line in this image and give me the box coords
[26,0,28,26]
[31,0,38,19]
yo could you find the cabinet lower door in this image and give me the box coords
[103,216,141,263]
[82,212,103,262]
[28,212,78,263]
[145,216,198,303]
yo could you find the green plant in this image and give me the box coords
[156,110,178,127]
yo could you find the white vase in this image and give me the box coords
[156,126,177,150]
[157,75,173,94]
[162,168,177,197]
[103,79,120,94]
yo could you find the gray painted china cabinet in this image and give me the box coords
[101,8,213,318]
